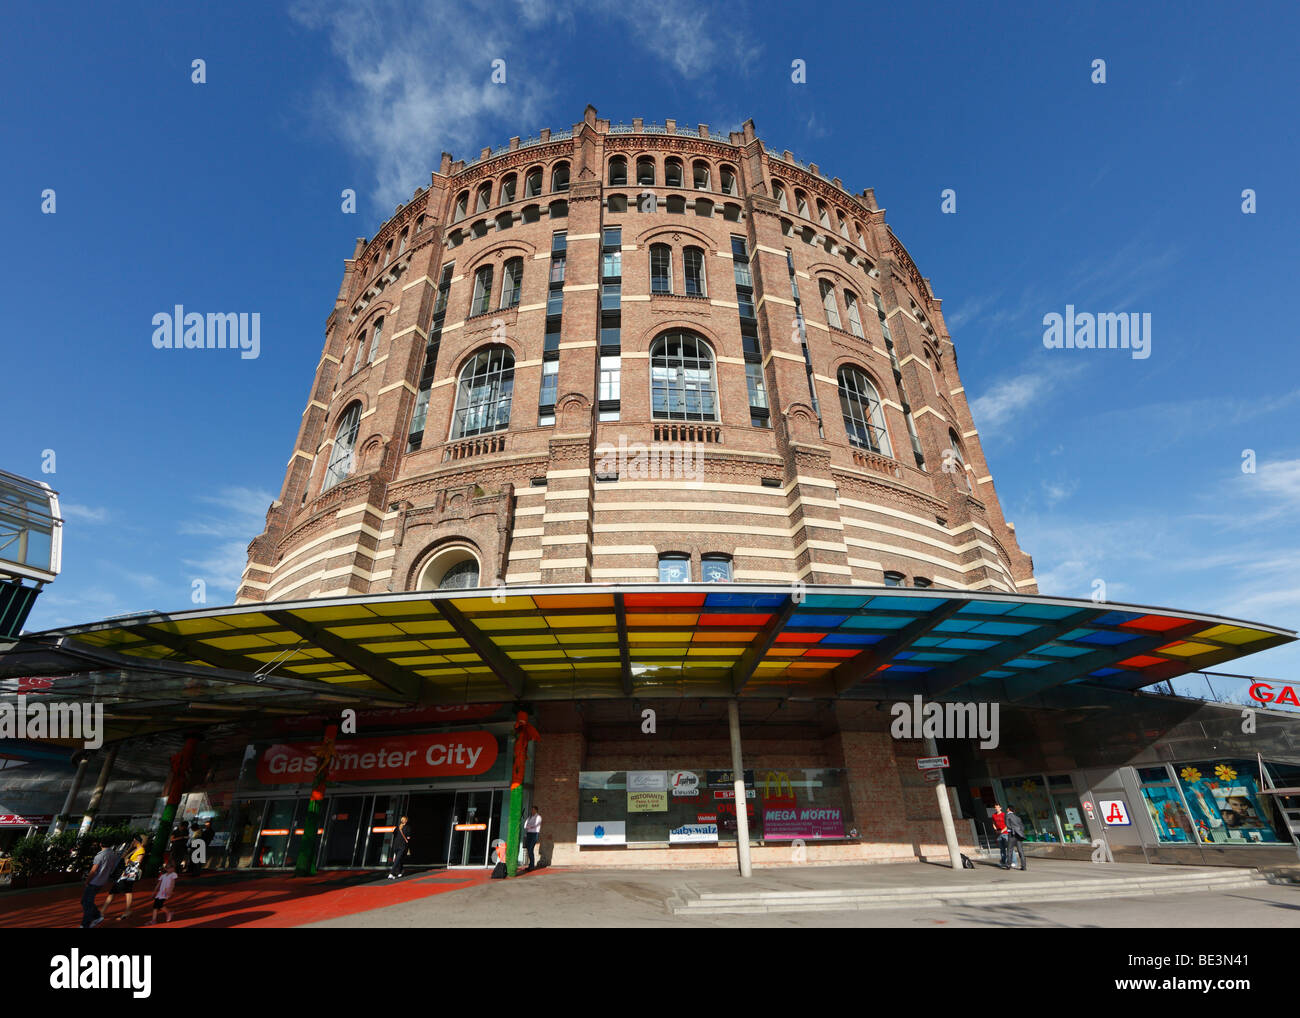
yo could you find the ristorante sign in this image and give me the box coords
[257,731,499,784]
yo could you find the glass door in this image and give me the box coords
[447,790,497,866]
[363,794,404,868]
[321,795,367,868]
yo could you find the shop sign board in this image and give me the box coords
[762,807,845,841]
[257,730,498,783]
[706,769,754,788]
[577,821,626,845]
[628,789,668,813]
[1099,800,1131,825]
[0,813,53,826]
[917,756,949,770]
[670,770,700,797]
[627,770,667,791]
[669,823,719,844]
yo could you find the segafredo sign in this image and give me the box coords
[258,731,498,783]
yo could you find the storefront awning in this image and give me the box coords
[7,585,1291,716]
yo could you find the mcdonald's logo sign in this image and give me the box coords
[762,771,797,808]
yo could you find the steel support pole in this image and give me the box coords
[49,754,89,836]
[727,699,752,878]
[926,736,963,869]
[78,745,120,836]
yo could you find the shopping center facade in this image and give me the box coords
[2,108,1297,872]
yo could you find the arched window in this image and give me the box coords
[470,218,488,239]
[795,190,808,216]
[839,214,850,239]
[500,258,523,309]
[398,229,408,255]
[701,554,732,582]
[471,265,493,316]
[636,156,656,186]
[719,165,738,196]
[475,183,491,213]
[524,167,542,198]
[607,193,628,213]
[844,291,864,338]
[415,214,425,233]
[548,199,568,219]
[418,546,482,590]
[322,403,362,492]
[608,157,627,186]
[650,244,672,294]
[692,160,711,190]
[817,201,830,228]
[819,279,842,330]
[665,158,684,188]
[500,173,517,203]
[551,162,570,192]
[366,315,385,363]
[947,430,972,491]
[521,204,541,223]
[383,239,393,265]
[651,332,717,421]
[838,366,892,456]
[496,211,513,231]
[773,180,788,210]
[694,198,713,218]
[658,553,690,583]
[683,247,706,297]
[453,191,469,222]
[451,346,515,438]
[666,194,686,215]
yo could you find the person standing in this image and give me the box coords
[80,838,122,928]
[169,822,189,875]
[103,834,145,919]
[1005,806,1027,871]
[523,805,542,872]
[387,816,410,879]
[147,861,178,925]
[991,804,1009,868]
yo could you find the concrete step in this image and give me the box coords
[668,869,1268,915]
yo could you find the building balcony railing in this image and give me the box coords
[443,434,507,461]
[851,448,902,479]
[653,423,721,444]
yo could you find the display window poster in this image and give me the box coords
[627,770,667,791]
[669,823,718,844]
[1137,780,1195,843]
[670,770,701,797]
[628,789,669,813]
[762,807,845,841]
[706,769,754,788]
[1175,761,1280,844]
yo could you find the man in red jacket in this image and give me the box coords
[991,804,1009,869]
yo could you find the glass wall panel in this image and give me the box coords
[1175,759,1283,844]
[1136,766,1197,844]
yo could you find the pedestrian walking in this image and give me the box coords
[387,816,410,879]
[147,861,178,925]
[523,805,541,872]
[1005,806,1027,871]
[80,837,122,929]
[169,822,189,875]
[103,834,146,919]
[991,804,1009,868]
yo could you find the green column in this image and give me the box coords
[294,724,338,877]
[506,710,539,877]
[148,736,198,875]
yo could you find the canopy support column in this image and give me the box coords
[149,735,199,874]
[77,745,120,836]
[728,699,752,878]
[49,754,89,836]
[926,736,963,870]
[294,723,338,877]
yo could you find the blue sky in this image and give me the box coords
[2,0,1298,696]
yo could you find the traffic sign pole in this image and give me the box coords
[925,738,963,870]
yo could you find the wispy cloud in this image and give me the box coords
[60,503,108,523]
[968,361,1086,433]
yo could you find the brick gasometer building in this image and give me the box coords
[229,105,1044,867]
[238,105,1035,607]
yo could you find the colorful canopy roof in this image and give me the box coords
[18,585,1294,706]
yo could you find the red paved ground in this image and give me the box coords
[0,867,508,928]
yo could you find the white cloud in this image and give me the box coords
[60,503,108,523]
[968,361,1085,433]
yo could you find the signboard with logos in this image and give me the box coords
[917,756,949,770]
[669,823,719,844]
[257,731,499,784]
[1100,800,1131,826]
[0,813,53,827]
[577,820,626,846]
[627,771,668,812]
[762,807,846,841]
[707,769,754,788]
[670,770,701,797]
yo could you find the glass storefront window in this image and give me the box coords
[1136,766,1196,843]
[997,775,1056,842]
[1175,759,1282,844]
[253,798,299,868]
[1046,774,1089,845]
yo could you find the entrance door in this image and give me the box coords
[321,796,367,867]
[406,792,456,866]
[447,790,497,866]
[363,794,403,868]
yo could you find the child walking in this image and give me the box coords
[148,861,178,925]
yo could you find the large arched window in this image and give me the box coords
[664,158,684,188]
[692,160,711,190]
[500,257,523,309]
[500,173,517,203]
[819,279,842,330]
[524,167,542,198]
[418,545,482,590]
[636,156,656,186]
[608,157,627,185]
[471,265,493,315]
[843,291,864,338]
[773,180,789,210]
[719,165,738,196]
[453,191,469,222]
[475,182,492,213]
[451,346,515,438]
[322,403,362,492]
[650,244,672,293]
[838,366,892,456]
[365,315,385,363]
[651,332,717,421]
